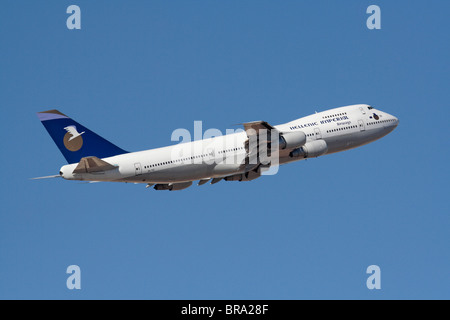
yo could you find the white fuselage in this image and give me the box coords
[60,104,399,184]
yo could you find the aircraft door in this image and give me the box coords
[206,147,215,161]
[134,163,142,175]
[314,127,322,139]
[358,119,366,132]
[359,106,366,115]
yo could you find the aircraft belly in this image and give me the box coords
[326,128,390,154]
[210,163,243,177]
[143,164,209,183]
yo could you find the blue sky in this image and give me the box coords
[0,0,449,299]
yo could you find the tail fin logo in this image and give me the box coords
[63,125,85,151]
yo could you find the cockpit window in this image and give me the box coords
[368,106,374,110]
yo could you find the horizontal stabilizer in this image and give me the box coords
[30,174,61,180]
[73,156,117,174]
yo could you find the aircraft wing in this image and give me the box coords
[241,120,278,134]
[240,120,280,169]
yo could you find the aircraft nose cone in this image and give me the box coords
[385,112,399,127]
[394,116,399,126]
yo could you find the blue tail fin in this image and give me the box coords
[37,109,128,164]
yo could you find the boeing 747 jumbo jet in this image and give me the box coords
[34,104,398,190]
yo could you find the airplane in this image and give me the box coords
[34,104,399,191]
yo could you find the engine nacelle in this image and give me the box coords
[154,181,193,191]
[289,140,328,158]
[279,131,307,150]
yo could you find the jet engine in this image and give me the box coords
[279,131,307,150]
[289,140,328,158]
